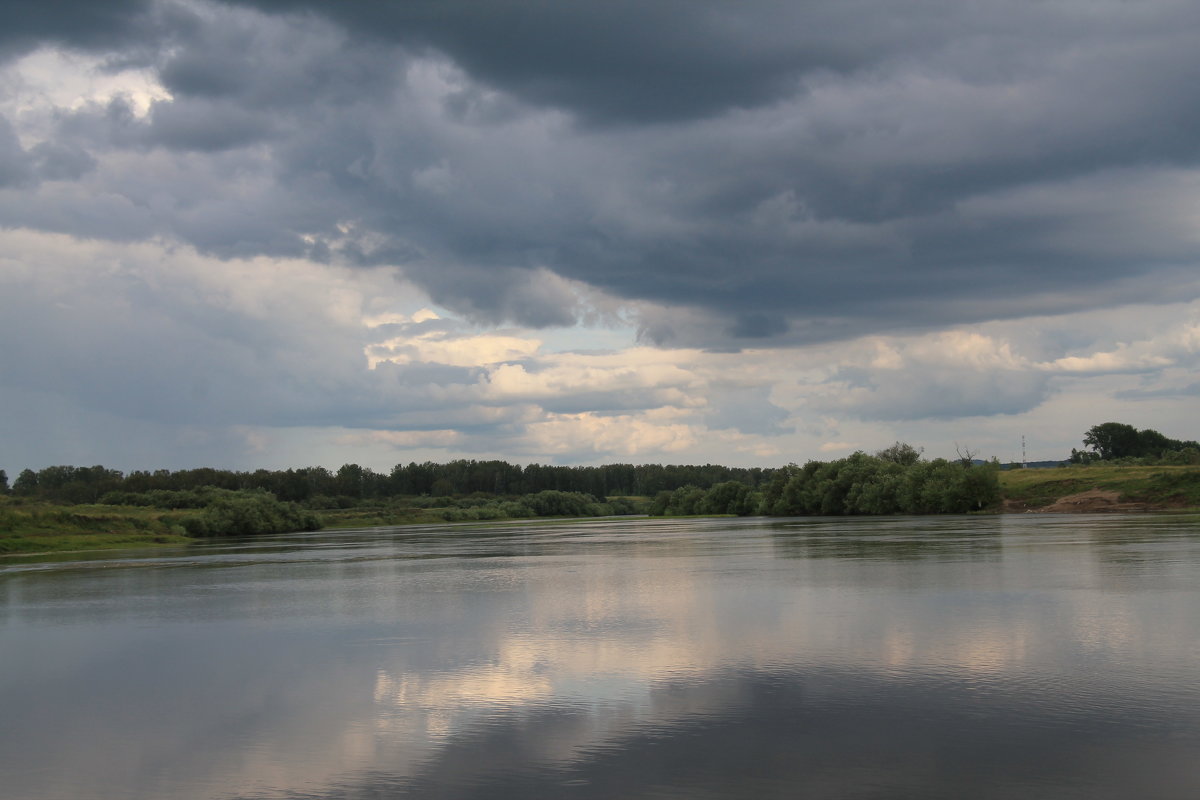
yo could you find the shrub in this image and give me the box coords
[182,491,321,537]
[522,490,600,517]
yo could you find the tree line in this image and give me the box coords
[651,444,1000,517]
[1069,422,1200,465]
[6,420,1190,532]
[0,460,774,506]
[0,445,1000,520]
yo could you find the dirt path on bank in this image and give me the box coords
[1003,488,1166,513]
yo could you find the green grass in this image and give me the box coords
[999,464,1200,509]
[5,467,1198,557]
[318,506,452,529]
[0,499,193,554]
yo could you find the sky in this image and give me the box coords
[2,0,1199,475]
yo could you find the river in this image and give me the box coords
[2,514,1199,799]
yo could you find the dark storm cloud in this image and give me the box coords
[10,0,1200,346]
[155,4,394,108]
[231,0,862,125]
[0,0,154,60]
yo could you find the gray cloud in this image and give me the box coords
[0,116,31,187]
[0,0,155,61]
[1116,381,1200,401]
[0,237,481,446]
[232,0,862,124]
[30,140,96,180]
[146,97,277,151]
[7,0,1200,347]
[827,365,1052,422]
[704,385,789,436]
[410,266,581,329]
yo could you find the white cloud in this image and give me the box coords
[1038,318,1200,375]
[520,411,700,458]
[2,48,168,137]
[338,429,463,449]
[368,331,541,369]
[482,351,702,403]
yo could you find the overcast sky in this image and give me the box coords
[2,0,1199,474]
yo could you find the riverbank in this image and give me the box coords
[998,464,1200,512]
[0,500,193,555]
[5,464,1198,556]
[0,495,638,556]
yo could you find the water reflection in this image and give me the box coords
[769,516,1004,561]
[291,667,1200,800]
[2,515,1199,799]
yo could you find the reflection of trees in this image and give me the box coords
[768,518,1003,562]
[1082,515,1200,579]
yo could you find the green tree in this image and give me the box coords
[1080,422,1199,461]
[758,463,800,515]
[665,485,707,515]
[1084,422,1143,460]
[1068,448,1096,465]
[648,490,673,516]
[0,469,7,494]
[12,468,38,496]
[875,441,923,466]
[701,481,756,516]
[334,463,367,498]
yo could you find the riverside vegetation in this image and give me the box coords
[2,423,1197,554]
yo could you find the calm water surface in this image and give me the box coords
[2,514,1199,799]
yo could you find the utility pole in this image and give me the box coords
[1021,435,1027,469]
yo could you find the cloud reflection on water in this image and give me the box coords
[2,516,1199,799]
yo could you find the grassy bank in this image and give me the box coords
[0,490,643,555]
[318,506,455,529]
[0,499,193,554]
[999,464,1200,510]
[5,465,1198,557]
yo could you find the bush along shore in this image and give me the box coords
[4,427,1199,555]
[0,452,1000,555]
[0,487,648,555]
[654,452,1000,517]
